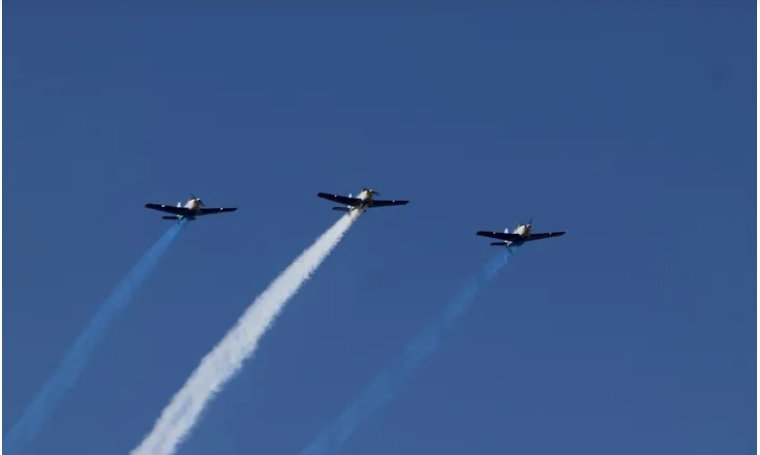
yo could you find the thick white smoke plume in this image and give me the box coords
[130,212,359,455]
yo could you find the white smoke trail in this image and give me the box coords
[130,212,359,455]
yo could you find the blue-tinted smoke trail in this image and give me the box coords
[4,220,187,454]
[297,248,517,455]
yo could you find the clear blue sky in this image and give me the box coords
[5,3,755,455]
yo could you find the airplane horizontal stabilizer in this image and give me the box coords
[332,207,351,212]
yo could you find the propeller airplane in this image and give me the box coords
[476,219,565,247]
[145,195,238,221]
[317,188,409,214]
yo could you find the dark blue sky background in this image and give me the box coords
[5,2,756,455]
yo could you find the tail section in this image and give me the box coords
[162,216,180,220]
[332,207,351,212]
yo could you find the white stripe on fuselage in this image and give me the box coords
[513,224,530,236]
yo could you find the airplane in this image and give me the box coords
[476,219,565,246]
[317,188,409,213]
[145,195,238,221]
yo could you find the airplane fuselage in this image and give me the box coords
[500,224,531,246]
[512,224,530,236]
[181,198,202,209]
[171,198,203,219]
[346,189,374,213]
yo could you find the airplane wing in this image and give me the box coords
[317,193,362,205]
[197,207,238,216]
[476,231,522,241]
[145,204,191,216]
[524,231,565,241]
[368,199,409,208]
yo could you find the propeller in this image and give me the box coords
[363,187,380,196]
[190,194,205,206]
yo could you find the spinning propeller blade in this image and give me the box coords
[190,194,205,206]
